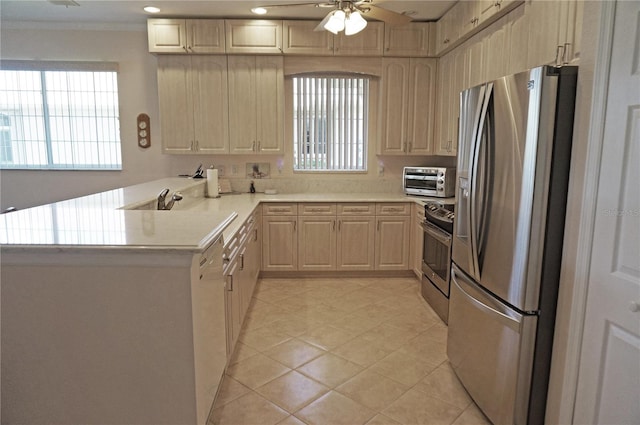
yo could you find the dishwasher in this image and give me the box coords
[191,235,226,425]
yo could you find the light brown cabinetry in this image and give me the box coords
[282,21,334,55]
[411,203,425,279]
[148,19,225,54]
[379,58,437,155]
[228,56,284,154]
[225,20,283,54]
[436,3,461,55]
[298,203,337,271]
[435,48,464,156]
[157,55,229,154]
[334,22,385,56]
[383,22,433,57]
[262,204,298,271]
[337,203,376,271]
[224,207,261,357]
[375,203,411,271]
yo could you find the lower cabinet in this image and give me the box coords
[262,202,409,273]
[224,206,261,357]
[411,203,425,279]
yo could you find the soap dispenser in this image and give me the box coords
[250,181,256,193]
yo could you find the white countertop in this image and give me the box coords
[0,177,452,253]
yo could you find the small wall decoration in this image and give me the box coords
[246,162,270,179]
[137,113,151,148]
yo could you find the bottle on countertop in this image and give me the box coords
[250,181,256,193]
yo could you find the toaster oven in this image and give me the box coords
[403,167,456,197]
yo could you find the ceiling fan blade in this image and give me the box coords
[357,4,412,25]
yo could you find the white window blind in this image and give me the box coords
[293,75,368,171]
[0,61,121,170]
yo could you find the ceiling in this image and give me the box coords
[0,1,457,26]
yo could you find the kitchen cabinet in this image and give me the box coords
[383,22,433,57]
[460,0,481,36]
[147,19,226,54]
[506,4,529,75]
[157,55,229,154]
[228,56,284,154]
[337,205,376,271]
[465,38,484,90]
[298,216,337,271]
[334,22,385,56]
[375,203,411,271]
[225,19,283,54]
[283,20,334,55]
[411,203,425,279]
[435,2,461,55]
[262,204,298,271]
[379,58,437,155]
[435,47,464,156]
[482,15,510,83]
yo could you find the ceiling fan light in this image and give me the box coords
[324,9,346,34]
[344,10,367,36]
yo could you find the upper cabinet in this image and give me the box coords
[379,58,437,155]
[435,4,461,55]
[383,22,434,57]
[283,21,334,55]
[228,56,284,154]
[148,19,225,54]
[225,20,283,54]
[157,55,229,154]
[334,22,385,56]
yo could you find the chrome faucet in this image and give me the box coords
[157,189,183,210]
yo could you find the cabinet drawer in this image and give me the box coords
[337,203,375,215]
[299,203,337,216]
[262,203,298,216]
[376,203,410,215]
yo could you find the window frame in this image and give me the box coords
[0,60,122,171]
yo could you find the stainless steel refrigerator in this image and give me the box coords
[448,65,578,425]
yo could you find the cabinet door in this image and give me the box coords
[187,19,226,54]
[506,4,529,75]
[224,261,242,356]
[559,0,583,64]
[466,40,484,90]
[447,48,466,157]
[337,216,375,271]
[411,204,425,278]
[434,54,452,155]
[225,20,283,54]
[525,0,563,67]
[148,19,187,53]
[379,58,410,155]
[192,56,229,153]
[334,22,384,56]
[283,20,333,55]
[460,0,481,37]
[262,216,298,271]
[375,216,411,270]
[256,56,284,154]
[157,55,195,153]
[298,216,337,271]
[436,4,460,54]
[482,16,510,82]
[228,56,258,154]
[384,22,432,57]
[407,58,437,155]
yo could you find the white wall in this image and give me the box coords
[0,23,450,210]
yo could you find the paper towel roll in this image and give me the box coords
[206,168,219,198]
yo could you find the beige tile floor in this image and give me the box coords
[209,276,491,425]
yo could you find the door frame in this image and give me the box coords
[545,1,618,423]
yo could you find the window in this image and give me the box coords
[293,75,369,171]
[0,61,121,170]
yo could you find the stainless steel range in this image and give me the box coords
[420,202,454,324]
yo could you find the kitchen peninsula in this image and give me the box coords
[0,177,433,424]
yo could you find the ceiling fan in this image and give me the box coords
[252,1,413,36]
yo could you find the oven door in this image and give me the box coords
[404,175,438,195]
[421,221,452,296]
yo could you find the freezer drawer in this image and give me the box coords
[447,264,537,425]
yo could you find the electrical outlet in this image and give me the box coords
[378,164,384,177]
[217,166,225,176]
[231,165,238,175]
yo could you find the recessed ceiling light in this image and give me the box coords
[143,6,161,14]
[251,7,268,15]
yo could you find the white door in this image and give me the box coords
[573,1,640,423]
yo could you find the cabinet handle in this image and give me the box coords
[258,141,261,151]
[240,253,244,271]
[252,141,256,151]
[555,45,564,66]
[377,220,380,231]
[333,220,336,231]
[254,228,258,242]
[199,257,207,267]
[293,220,296,231]
[563,42,572,64]
[183,45,188,52]
[195,140,199,151]
[227,275,234,291]
[338,220,341,231]
[407,141,412,153]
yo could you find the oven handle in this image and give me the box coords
[405,175,438,181]
[420,221,452,246]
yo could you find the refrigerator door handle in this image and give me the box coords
[470,83,493,280]
[452,268,521,332]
